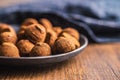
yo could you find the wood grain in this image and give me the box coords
[0,43,119,80]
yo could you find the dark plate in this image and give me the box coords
[0,35,88,66]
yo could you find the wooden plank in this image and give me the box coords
[0,43,119,80]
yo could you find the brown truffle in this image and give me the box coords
[0,32,17,44]
[30,42,51,56]
[0,23,16,34]
[0,23,17,44]
[45,29,57,48]
[17,40,34,56]
[0,42,20,58]
[63,27,80,40]
[25,24,46,43]
[59,32,80,48]
[53,37,76,54]
[22,18,38,26]
[53,26,62,36]
[0,23,11,33]
[18,18,38,39]
[39,18,53,30]
[0,23,8,33]
[20,25,28,31]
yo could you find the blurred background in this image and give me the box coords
[0,0,36,7]
[0,0,120,43]
[1,0,120,21]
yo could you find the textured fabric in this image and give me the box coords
[0,0,120,43]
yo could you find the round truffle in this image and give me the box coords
[0,23,16,34]
[22,18,38,26]
[45,29,57,48]
[17,40,34,56]
[39,18,53,30]
[0,32,17,44]
[59,32,80,48]
[19,18,38,39]
[0,23,12,33]
[63,27,80,40]
[0,42,20,58]
[25,24,46,43]
[30,43,51,56]
[53,37,76,54]
[53,26,62,36]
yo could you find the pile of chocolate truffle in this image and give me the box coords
[0,18,80,58]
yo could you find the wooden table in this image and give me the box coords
[0,43,119,80]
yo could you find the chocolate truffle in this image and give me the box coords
[63,27,80,40]
[25,24,46,43]
[30,42,51,56]
[17,40,34,56]
[0,42,20,58]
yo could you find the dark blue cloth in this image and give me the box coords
[0,0,120,43]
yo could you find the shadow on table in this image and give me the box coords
[0,57,78,78]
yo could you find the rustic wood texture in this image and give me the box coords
[0,43,120,80]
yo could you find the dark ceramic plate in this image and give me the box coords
[0,35,88,66]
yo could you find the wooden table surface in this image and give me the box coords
[0,0,120,80]
[0,43,119,80]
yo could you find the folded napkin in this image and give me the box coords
[0,0,120,43]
